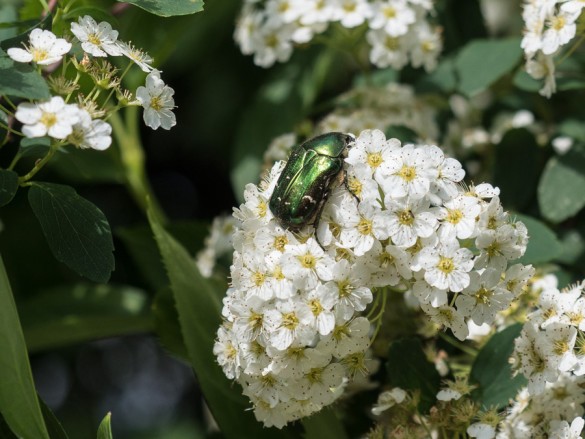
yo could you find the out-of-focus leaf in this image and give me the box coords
[416,58,456,93]
[470,324,526,409]
[20,136,51,158]
[231,50,337,202]
[0,59,50,99]
[0,11,51,50]
[119,0,204,17]
[513,69,541,92]
[454,38,522,97]
[97,413,112,439]
[49,147,125,184]
[385,125,418,143]
[493,129,540,211]
[387,337,440,413]
[438,0,487,51]
[148,207,295,438]
[117,220,209,291]
[0,169,18,207]
[0,5,17,42]
[28,182,115,283]
[538,144,585,223]
[20,283,152,353]
[557,227,585,266]
[302,408,347,439]
[557,119,585,142]
[0,254,50,439]
[514,214,562,265]
[39,398,68,439]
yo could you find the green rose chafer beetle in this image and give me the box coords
[268,132,355,231]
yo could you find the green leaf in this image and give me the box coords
[0,169,18,207]
[514,214,562,265]
[148,207,295,438]
[538,144,585,223]
[0,5,18,42]
[302,408,347,439]
[0,61,50,99]
[385,125,419,143]
[49,147,125,184]
[470,324,526,409]
[454,38,523,97]
[387,337,441,413]
[28,182,115,283]
[97,412,112,439]
[557,119,585,143]
[20,136,51,158]
[416,57,456,93]
[557,227,585,266]
[20,283,152,353]
[39,398,69,439]
[513,69,541,92]
[493,129,541,211]
[0,254,50,439]
[152,287,189,361]
[119,0,204,17]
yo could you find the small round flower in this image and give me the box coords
[67,109,112,150]
[136,70,177,130]
[15,96,80,139]
[7,28,71,65]
[70,15,123,57]
[117,41,154,72]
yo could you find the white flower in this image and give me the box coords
[338,200,391,256]
[335,0,372,28]
[549,416,585,439]
[371,387,407,415]
[345,129,400,181]
[369,0,415,37]
[281,239,334,289]
[421,303,469,341]
[467,422,496,439]
[366,29,409,70]
[15,96,80,139]
[117,41,154,72]
[252,25,293,67]
[136,70,176,130]
[542,10,579,55]
[379,144,438,200]
[410,23,442,72]
[436,195,481,241]
[67,109,112,150]
[322,316,370,357]
[70,15,123,57]
[436,388,462,401]
[538,322,578,373]
[385,197,437,248]
[419,242,474,293]
[7,28,71,65]
[526,53,556,98]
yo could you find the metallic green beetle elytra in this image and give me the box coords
[269,132,354,231]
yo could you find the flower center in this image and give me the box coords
[338,280,352,298]
[343,1,356,13]
[252,271,265,287]
[274,234,288,252]
[31,48,49,62]
[437,256,455,274]
[357,217,373,236]
[282,312,299,330]
[383,6,396,18]
[150,95,163,111]
[264,33,279,48]
[379,251,394,268]
[348,176,362,198]
[307,367,324,383]
[551,16,566,31]
[249,312,263,331]
[398,164,417,182]
[367,151,383,169]
[475,287,491,304]
[309,298,323,316]
[398,209,414,226]
[87,33,102,46]
[272,265,285,281]
[299,253,316,269]
[40,111,57,128]
[257,200,268,218]
[553,339,570,356]
[446,209,463,224]
[385,36,400,50]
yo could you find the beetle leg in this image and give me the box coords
[312,196,329,251]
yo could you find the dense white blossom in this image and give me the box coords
[214,128,530,427]
[15,96,80,140]
[234,0,442,69]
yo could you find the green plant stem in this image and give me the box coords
[0,122,23,137]
[18,142,58,184]
[8,152,22,170]
[109,108,167,224]
[438,331,478,357]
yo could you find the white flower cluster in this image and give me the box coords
[234,0,442,70]
[7,16,175,132]
[497,375,585,438]
[196,215,238,277]
[215,128,530,427]
[521,0,585,98]
[512,277,585,395]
